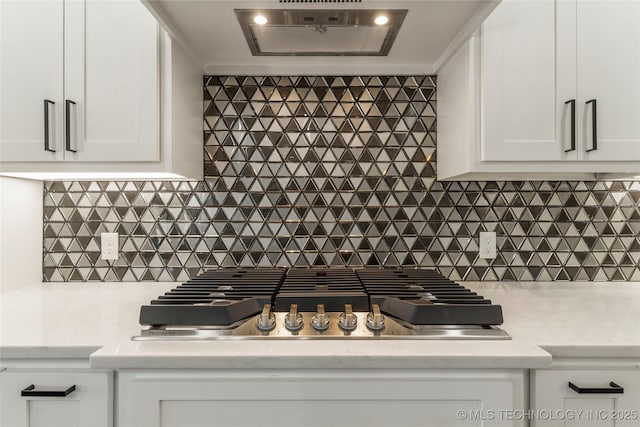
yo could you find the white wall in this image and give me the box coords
[0,177,43,292]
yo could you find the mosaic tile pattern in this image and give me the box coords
[43,75,640,282]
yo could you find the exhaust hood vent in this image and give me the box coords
[279,1,363,3]
[235,9,407,56]
[142,0,501,74]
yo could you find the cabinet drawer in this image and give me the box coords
[532,368,640,427]
[120,369,526,427]
[0,370,112,427]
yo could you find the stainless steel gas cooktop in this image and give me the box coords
[134,268,510,340]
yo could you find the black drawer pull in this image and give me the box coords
[568,381,623,394]
[21,384,76,397]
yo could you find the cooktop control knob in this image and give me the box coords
[311,304,330,331]
[256,303,276,331]
[366,304,385,331]
[338,304,357,331]
[284,303,303,331]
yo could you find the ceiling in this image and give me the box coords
[143,0,499,75]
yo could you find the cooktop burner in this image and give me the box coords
[275,269,369,312]
[136,268,509,340]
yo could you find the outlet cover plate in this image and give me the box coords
[479,231,497,259]
[101,232,119,260]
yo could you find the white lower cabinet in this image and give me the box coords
[0,369,113,427]
[532,367,640,427]
[7,361,639,427]
[118,369,526,427]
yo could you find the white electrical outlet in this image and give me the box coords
[479,232,497,259]
[101,232,119,260]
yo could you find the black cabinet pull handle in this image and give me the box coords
[568,381,623,394]
[65,100,77,153]
[586,99,597,152]
[21,384,76,397]
[44,99,56,152]
[564,99,576,152]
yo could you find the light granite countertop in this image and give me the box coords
[90,338,550,369]
[0,282,177,359]
[1,281,638,369]
[466,282,640,358]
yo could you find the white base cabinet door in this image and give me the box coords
[532,368,640,427]
[119,369,526,427]
[0,369,113,427]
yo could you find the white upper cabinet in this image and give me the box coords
[0,1,202,180]
[482,0,640,163]
[438,0,640,179]
[576,1,640,162]
[1,0,157,164]
[481,0,575,162]
[64,0,159,162]
[0,0,64,162]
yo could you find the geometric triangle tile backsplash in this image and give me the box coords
[43,76,640,281]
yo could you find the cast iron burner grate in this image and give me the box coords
[274,268,369,312]
[139,268,503,329]
[139,268,286,326]
[356,269,504,325]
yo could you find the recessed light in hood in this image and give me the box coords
[235,9,407,56]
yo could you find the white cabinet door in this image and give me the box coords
[438,0,640,180]
[481,0,576,162]
[64,0,159,162]
[119,370,524,427]
[0,370,112,427]
[0,0,64,162]
[577,1,640,162]
[533,368,640,427]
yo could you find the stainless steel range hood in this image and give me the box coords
[235,9,407,56]
[142,0,501,75]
